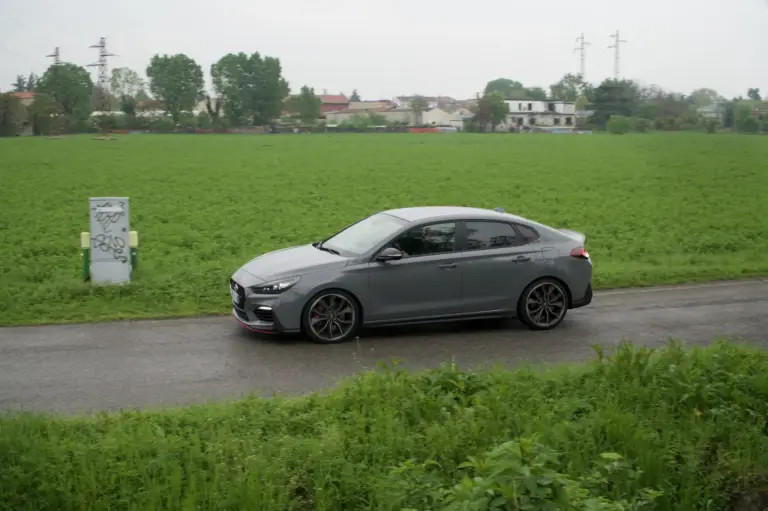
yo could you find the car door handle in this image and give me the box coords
[437,263,458,269]
[514,256,531,263]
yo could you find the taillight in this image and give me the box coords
[570,247,590,259]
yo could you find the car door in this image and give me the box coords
[365,221,464,322]
[458,220,542,313]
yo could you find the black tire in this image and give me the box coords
[517,278,570,330]
[301,289,362,344]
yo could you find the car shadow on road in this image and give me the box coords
[235,317,530,345]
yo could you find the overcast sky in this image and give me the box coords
[1,0,766,100]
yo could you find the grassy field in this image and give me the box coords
[0,133,766,326]
[2,341,768,509]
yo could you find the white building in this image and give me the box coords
[505,99,576,128]
[423,107,472,129]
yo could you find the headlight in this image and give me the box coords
[250,276,300,294]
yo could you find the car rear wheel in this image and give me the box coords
[302,290,361,344]
[518,278,569,330]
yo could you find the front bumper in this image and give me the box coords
[230,277,302,334]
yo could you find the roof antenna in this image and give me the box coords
[494,206,505,212]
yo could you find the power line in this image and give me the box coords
[573,33,590,80]
[88,37,117,132]
[46,47,61,65]
[608,30,628,80]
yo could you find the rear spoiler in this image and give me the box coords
[557,228,586,245]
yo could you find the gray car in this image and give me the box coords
[230,206,593,343]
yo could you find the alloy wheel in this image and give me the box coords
[525,281,567,328]
[307,293,357,343]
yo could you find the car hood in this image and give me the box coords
[241,244,348,281]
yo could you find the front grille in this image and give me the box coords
[253,308,274,323]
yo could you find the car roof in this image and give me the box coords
[381,206,528,224]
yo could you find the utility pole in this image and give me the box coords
[46,47,61,65]
[88,37,117,134]
[573,33,590,80]
[46,47,63,135]
[608,30,627,80]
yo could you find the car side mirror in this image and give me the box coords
[377,247,403,261]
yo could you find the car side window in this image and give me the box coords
[391,222,456,257]
[465,221,521,251]
[515,223,540,242]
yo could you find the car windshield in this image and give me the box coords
[322,213,407,255]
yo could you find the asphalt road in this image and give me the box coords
[1,278,767,415]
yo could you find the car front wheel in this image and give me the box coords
[302,290,361,344]
[518,278,569,330]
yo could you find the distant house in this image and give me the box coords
[193,98,223,116]
[696,102,725,122]
[394,95,458,110]
[318,95,349,114]
[326,106,467,128]
[505,99,576,128]
[9,91,36,107]
[347,100,395,111]
[379,107,420,125]
[279,94,349,119]
[325,106,391,124]
[325,101,472,128]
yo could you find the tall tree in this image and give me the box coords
[25,73,37,92]
[549,73,587,102]
[409,95,429,125]
[296,86,321,123]
[135,89,151,101]
[27,92,61,135]
[747,88,762,101]
[688,88,722,107]
[473,92,509,132]
[119,95,137,116]
[575,94,590,111]
[636,85,691,121]
[11,75,26,92]
[526,87,547,100]
[146,54,204,123]
[350,89,361,102]
[91,86,118,112]
[203,94,223,126]
[735,102,760,132]
[483,78,549,100]
[589,79,640,128]
[484,78,525,98]
[0,93,28,136]
[111,67,146,116]
[111,67,146,99]
[36,63,93,120]
[211,51,290,126]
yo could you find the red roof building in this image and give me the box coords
[8,91,37,106]
[318,94,349,114]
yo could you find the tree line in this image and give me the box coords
[1,49,765,136]
[470,75,765,133]
[0,51,325,135]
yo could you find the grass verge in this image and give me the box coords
[2,340,768,509]
[1,133,767,326]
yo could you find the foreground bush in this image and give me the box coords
[2,340,768,510]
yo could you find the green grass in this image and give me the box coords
[2,341,768,509]
[1,133,766,326]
